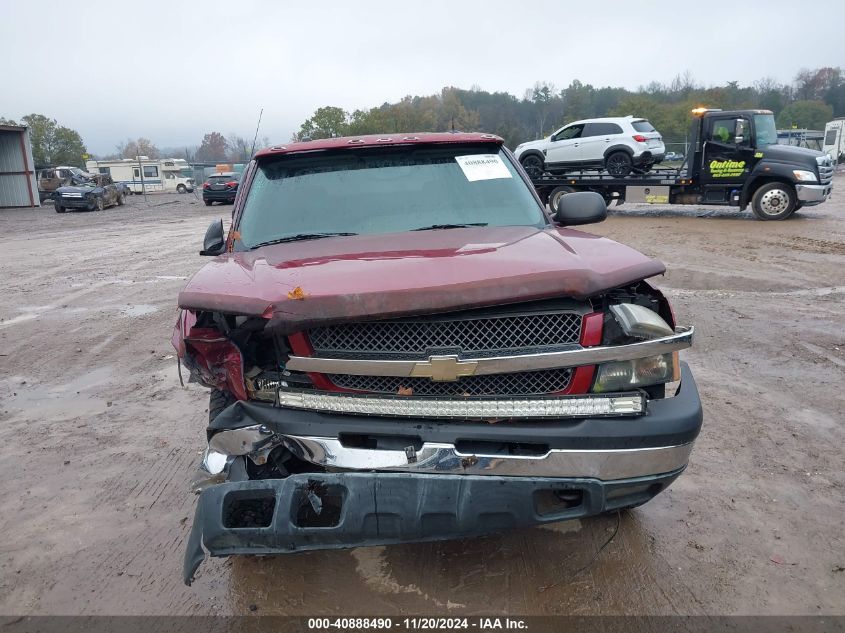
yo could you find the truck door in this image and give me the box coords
[701,115,756,186]
[545,123,584,167]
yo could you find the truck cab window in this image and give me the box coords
[753,113,778,147]
[711,120,735,144]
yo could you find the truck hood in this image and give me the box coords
[55,185,97,193]
[178,226,665,333]
[759,143,825,169]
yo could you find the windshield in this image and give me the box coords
[236,146,545,249]
[754,114,778,147]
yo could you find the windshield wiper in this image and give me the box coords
[251,232,357,248]
[411,223,488,231]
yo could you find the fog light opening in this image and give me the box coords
[292,481,345,528]
[222,490,276,529]
[534,488,584,517]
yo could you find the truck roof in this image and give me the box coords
[254,132,503,158]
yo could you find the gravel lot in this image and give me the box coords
[1,181,843,616]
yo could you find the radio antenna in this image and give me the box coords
[250,108,264,157]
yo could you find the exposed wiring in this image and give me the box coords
[538,510,621,592]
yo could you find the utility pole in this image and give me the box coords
[136,154,147,203]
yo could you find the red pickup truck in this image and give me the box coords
[173,132,702,585]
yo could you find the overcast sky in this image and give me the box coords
[1,0,841,155]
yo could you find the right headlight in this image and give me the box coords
[593,353,676,392]
[792,169,817,182]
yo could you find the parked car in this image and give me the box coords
[54,174,125,213]
[175,133,701,584]
[202,172,240,205]
[514,116,666,176]
[37,166,91,202]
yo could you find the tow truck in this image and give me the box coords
[528,108,834,220]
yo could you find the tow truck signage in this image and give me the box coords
[708,159,746,178]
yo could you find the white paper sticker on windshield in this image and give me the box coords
[455,154,512,182]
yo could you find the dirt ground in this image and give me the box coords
[1,180,843,617]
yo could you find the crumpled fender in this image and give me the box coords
[171,309,247,400]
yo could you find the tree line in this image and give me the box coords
[106,131,269,163]
[4,66,842,168]
[0,112,266,167]
[293,67,845,149]
[0,114,87,167]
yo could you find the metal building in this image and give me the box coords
[0,124,39,208]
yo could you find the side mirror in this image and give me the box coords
[200,219,226,256]
[734,118,748,145]
[554,191,607,226]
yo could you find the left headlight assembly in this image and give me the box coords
[593,353,677,392]
[594,303,680,392]
[792,169,817,182]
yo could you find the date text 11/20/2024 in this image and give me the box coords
[307,617,528,630]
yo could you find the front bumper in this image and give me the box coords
[183,363,702,584]
[184,468,683,585]
[57,197,95,209]
[796,183,832,205]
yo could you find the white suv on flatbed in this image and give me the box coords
[514,116,665,176]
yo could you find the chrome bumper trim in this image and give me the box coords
[280,435,693,481]
[286,326,693,378]
[796,183,832,204]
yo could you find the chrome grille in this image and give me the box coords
[817,156,834,185]
[327,368,574,397]
[308,312,582,359]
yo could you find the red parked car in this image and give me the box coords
[173,132,702,584]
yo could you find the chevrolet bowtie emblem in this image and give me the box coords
[410,355,478,382]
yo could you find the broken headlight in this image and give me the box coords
[593,353,676,392]
[594,303,679,392]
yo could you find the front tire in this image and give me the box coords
[54,203,65,213]
[751,182,796,220]
[606,151,633,176]
[520,154,545,178]
[177,184,187,194]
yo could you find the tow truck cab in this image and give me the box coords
[533,108,834,221]
[685,108,834,217]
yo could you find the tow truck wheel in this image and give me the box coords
[751,182,796,220]
[520,154,545,178]
[606,151,632,176]
[548,186,577,211]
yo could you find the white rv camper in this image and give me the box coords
[822,118,845,164]
[85,158,195,193]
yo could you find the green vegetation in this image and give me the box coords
[0,114,87,167]
[293,67,845,148]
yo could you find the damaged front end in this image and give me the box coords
[174,280,702,585]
